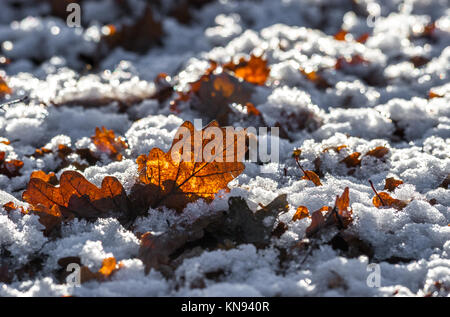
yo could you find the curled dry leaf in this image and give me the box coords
[223,54,270,85]
[80,257,120,284]
[292,206,310,222]
[302,170,322,186]
[22,170,134,235]
[334,29,348,41]
[323,145,347,153]
[440,174,450,189]
[429,91,444,99]
[372,192,408,210]
[384,177,403,192]
[132,120,246,213]
[365,146,389,158]
[92,126,127,161]
[102,6,163,53]
[294,156,322,186]
[174,64,254,125]
[340,152,361,168]
[305,187,353,238]
[0,151,24,178]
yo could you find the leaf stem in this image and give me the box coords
[369,179,385,206]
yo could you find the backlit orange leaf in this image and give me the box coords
[292,206,310,221]
[294,155,322,186]
[384,177,403,192]
[365,146,389,158]
[0,151,24,178]
[356,33,370,43]
[0,138,10,145]
[372,192,408,210]
[292,149,302,158]
[323,145,347,153]
[299,68,331,89]
[92,126,127,161]
[334,29,348,41]
[34,147,52,157]
[369,180,408,210]
[133,120,246,212]
[223,54,270,85]
[429,91,443,99]
[302,170,322,186]
[80,257,120,284]
[245,102,260,116]
[0,76,12,98]
[173,68,253,125]
[334,187,353,228]
[340,152,361,167]
[22,170,133,235]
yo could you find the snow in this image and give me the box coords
[0,0,449,297]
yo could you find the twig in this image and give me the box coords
[0,96,29,110]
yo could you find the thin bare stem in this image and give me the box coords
[369,179,385,206]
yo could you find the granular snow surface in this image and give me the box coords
[0,0,449,297]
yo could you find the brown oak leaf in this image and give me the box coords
[22,170,134,235]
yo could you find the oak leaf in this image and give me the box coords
[132,120,246,213]
[22,170,134,235]
[30,170,58,185]
[139,195,288,274]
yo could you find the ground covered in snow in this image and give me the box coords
[0,0,449,297]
